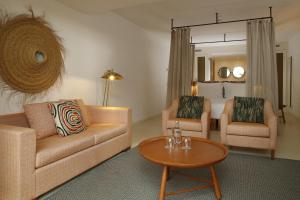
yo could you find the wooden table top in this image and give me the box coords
[138,136,228,168]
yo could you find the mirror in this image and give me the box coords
[35,51,46,64]
[218,67,230,78]
[232,66,245,78]
[196,54,247,83]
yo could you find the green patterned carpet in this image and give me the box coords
[40,148,300,200]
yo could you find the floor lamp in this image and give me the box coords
[101,69,123,106]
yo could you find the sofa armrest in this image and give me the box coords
[264,102,278,149]
[201,111,209,138]
[162,103,178,135]
[220,113,229,144]
[0,125,36,200]
[265,111,277,149]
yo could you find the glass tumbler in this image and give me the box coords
[165,136,175,149]
[182,136,192,150]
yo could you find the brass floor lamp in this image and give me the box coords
[101,69,123,106]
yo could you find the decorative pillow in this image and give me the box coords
[60,99,91,126]
[232,96,264,123]
[23,102,57,139]
[176,96,204,119]
[48,101,86,136]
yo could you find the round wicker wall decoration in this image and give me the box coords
[0,10,64,94]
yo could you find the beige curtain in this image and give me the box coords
[246,20,278,112]
[166,27,195,107]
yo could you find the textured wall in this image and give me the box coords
[0,0,170,122]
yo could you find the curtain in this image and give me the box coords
[166,27,195,107]
[246,19,278,112]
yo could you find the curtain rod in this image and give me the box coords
[191,39,246,45]
[191,33,246,45]
[171,6,273,30]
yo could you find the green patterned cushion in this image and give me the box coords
[176,96,204,119]
[232,96,264,123]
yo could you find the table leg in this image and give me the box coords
[159,166,168,200]
[210,165,222,200]
[166,167,170,180]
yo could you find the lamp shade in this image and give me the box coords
[101,69,123,80]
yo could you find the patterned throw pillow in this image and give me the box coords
[48,101,86,136]
[176,96,204,119]
[232,96,264,123]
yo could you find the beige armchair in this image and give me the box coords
[162,98,211,138]
[220,99,277,159]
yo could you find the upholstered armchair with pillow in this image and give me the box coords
[220,97,277,159]
[162,96,211,138]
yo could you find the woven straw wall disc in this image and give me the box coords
[0,15,64,94]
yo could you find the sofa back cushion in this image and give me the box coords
[24,103,57,139]
[176,96,204,119]
[75,99,91,126]
[48,101,86,136]
[232,96,264,123]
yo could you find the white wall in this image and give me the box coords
[288,32,300,118]
[0,0,169,122]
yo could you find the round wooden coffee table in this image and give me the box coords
[138,136,228,200]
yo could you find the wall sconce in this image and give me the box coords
[101,69,123,106]
[191,81,198,96]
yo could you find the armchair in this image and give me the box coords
[162,98,211,138]
[220,99,277,159]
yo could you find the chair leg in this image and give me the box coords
[271,150,275,160]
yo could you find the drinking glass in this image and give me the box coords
[182,136,192,150]
[165,136,175,149]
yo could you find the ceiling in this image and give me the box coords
[57,0,166,14]
[57,0,300,43]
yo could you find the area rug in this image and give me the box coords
[40,148,300,200]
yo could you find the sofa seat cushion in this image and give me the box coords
[36,133,94,168]
[167,118,202,131]
[227,122,269,137]
[87,123,127,145]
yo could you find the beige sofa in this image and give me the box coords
[162,98,211,138]
[0,105,132,200]
[220,99,277,159]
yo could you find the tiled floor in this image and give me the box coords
[132,113,300,160]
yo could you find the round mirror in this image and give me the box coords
[233,66,245,78]
[35,51,46,64]
[218,67,230,78]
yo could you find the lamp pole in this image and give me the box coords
[101,69,123,107]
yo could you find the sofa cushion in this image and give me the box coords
[48,101,86,136]
[36,132,94,168]
[227,122,269,137]
[167,118,202,131]
[23,102,57,139]
[176,96,204,119]
[60,99,91,126]
[232,96,264,123]
[87,123,127,145]
[77,99,92,126]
